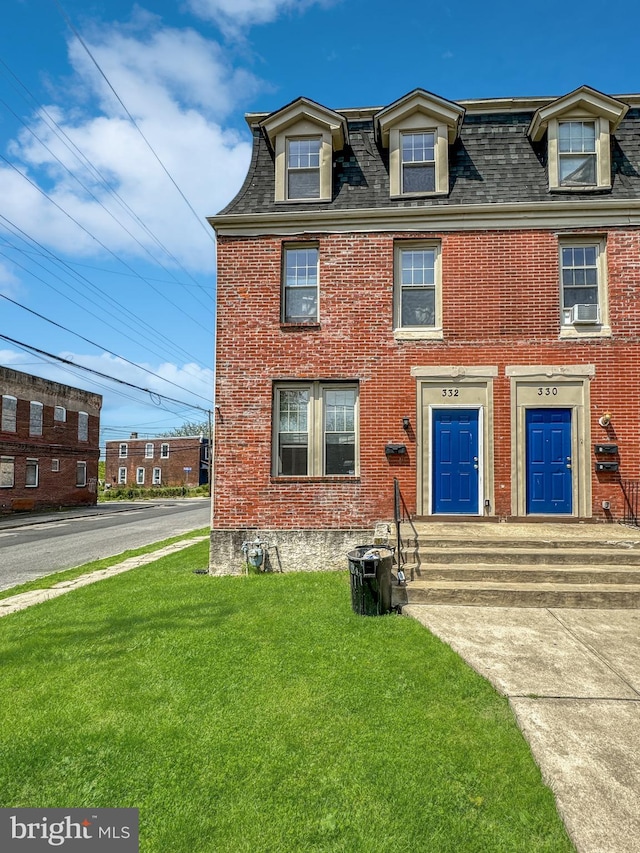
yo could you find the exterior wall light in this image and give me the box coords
[402,417,410,431]
[598,412,612,427]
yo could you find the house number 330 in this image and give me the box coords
[537,387,558,396]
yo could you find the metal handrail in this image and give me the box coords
[393,478,419,576]
[621,479,640,527]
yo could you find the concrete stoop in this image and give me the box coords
[392,522,640,609]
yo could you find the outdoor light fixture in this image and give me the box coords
[598,412,612,427]
[402,417,410,431]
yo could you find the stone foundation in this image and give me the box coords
[209,528,374,575]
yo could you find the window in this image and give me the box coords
[273,382,358,477]
[152,467,161,485]
[51,459,60,472]
[0,456,15,488]
[119,443,128,458]
[394,242,442,339]
[559,237,609,335]
[160,443,169,459]
[76,462,87,487]
[1,396,17,432]
[25,459,39,488]
[283,245,319,322]
[287,138,321,200]
[78,411,88,442]
[401,131,436,193]
[136,467,145,485]
[54,406,66,422]
[118,467,127,484]
[29,401,43,436]
[558,121,596,186]
[145,442,154,458]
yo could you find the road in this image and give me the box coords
[0,499,211,591]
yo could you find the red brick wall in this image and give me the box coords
[213,227,640,528]
[104,438,207,487]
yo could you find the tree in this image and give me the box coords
[160,420,209,437]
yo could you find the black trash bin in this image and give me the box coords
[347,545,394,616]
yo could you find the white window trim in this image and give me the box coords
[389,118,450,197]
[275,124,332,203]
[25,458,39,488]
[394,240,443,340]
[118,467,127,484]
[558,235,610,339]
[51,459,60,472]
[272,381,359,478]
[548,115,611,192]
[152,467,162,485]
[160,443,170,459]
[145,443,154,458]
[76,461,87,487]
[119,443,128,458]
[54,406,66,422]
[1,395,17,433]
[136,467,145,485]
[282,243,319,323]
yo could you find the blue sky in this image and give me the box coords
[1,0,639,446]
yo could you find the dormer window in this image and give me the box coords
[287,138,321,199]
[261,98,348,203]
[376,89,465,199]
[528,86,628,192]
[401,132,436,193]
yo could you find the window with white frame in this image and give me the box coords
[25,458,39,487]
[119,443,128,458]
[394,242,442,338]
[51,459,60,472]
[160,443,169,459]
[118,467,127,484]
[1,396,17,432]
[29,401,43,436]
[152,467,161,485]
[0,456,15,487]
[401,131,436,193]
[559,237,607,330]
[558,121,596,186]
[145,442,154,458]
[78,411,88,442]
[286,138,321,200]
[282,245,319,322]
[273,382,358,477]
[54,406,66,422]
[136,467,145,485]
[76,461,87,487]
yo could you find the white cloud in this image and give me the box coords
[186,0,331,31]
[1,12,257,273]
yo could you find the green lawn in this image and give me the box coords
[0,542,574,852]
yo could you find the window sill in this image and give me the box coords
[276,197,331,205]
[559,324,612,339]
[280,321,321,330]
[390,190,449,200]
[394,327,444,341]
[549,185,611,193]
[271,476,360,484]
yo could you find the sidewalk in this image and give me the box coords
[405,604,640,853]
[0,535,209,618]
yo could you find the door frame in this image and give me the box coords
[430,405,483,515]
[508,365,593,518]
[525,406,573,515]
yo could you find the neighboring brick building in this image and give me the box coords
[208,85,640,573]
[104,434,209,488]
[0,366,102,513]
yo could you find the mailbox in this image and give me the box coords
[596,461,619,472]
[595,444,618,454]
[385,443,407,456]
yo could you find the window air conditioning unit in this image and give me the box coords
[571,303,600,324]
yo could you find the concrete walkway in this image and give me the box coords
[0,535,209,617]
[404,603,640,853]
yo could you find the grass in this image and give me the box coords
[0,527,209,602]
[0,542,575,853]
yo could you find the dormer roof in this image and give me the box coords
[376,89,466,146]
[528,85,629,142]
[260,96,348,150]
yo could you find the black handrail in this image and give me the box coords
[393,477,419,575]
[621,480,640,527]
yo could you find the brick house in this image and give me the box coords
[104,434,209,489]
[0,366,102,513]
[208,85,640,573]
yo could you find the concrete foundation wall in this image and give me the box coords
[209,528,374,575]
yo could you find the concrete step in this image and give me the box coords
[401,546,640,566]
[392,579,640,609]
[398,563,640,585]
[402,536,640,551]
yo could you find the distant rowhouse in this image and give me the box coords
[104,434,209,488]
[0,366,102,513]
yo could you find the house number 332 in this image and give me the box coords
[441,389,459,397]
[537,387,558,396]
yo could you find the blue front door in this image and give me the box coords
[433,409,479,514]
[526,408,572,514]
